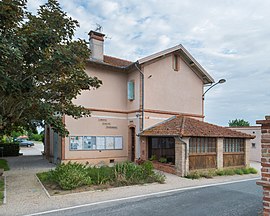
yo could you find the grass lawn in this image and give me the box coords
[0,159,9,171]
[0,177,4,205]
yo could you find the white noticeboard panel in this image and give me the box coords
[70,136,83,150]
[105,137,114,149]
[83,136,94,150]
[96,137,105,150]
[114,137,123,149]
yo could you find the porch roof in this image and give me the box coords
[140,115,255,139]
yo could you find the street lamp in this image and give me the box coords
[202,79,226,100]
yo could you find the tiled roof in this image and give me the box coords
[140,115,255,139]
[103,55,133,67]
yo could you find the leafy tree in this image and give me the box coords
[0,0,102,136]
[228,119,250,127]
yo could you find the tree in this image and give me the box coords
[228,119,250,127]
[0,0,102,136]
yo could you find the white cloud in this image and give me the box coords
[26,0,270,126]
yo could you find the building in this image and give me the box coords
[228,126,261,162]
[140,115,254,176]
[45,30,254,175]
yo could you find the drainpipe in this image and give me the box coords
[135,63,144,132]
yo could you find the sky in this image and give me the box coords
[27,0,270,126]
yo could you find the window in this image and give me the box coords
[172,54,179,71]
[149,137,175,164]
[70,136,123,151]
[252,143,256,148]
[223,138,244,153]
[127,80,135,100]
[189,137,217,154]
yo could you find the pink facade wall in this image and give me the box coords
[61,53,206,164]
[143,54,204,115]
[75,65,128,111]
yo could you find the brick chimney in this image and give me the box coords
[88,30,105,61]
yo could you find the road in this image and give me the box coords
[30,179,262,216]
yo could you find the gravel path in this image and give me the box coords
[0,156,261,216]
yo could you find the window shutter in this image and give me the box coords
[128,81,135,100]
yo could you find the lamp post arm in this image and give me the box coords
[202,82,219,100]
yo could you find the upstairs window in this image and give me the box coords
[127,80,135,100]
[173,54,179,71]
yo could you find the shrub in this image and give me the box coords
[235,169,244,175]
[29,134,44,141]
[149,155,157,161]
[37,161,165,191]
[216,170,225,176]
[248,167,258,174]
[159,157,167,163]
[113,161,164,186]
[185,167,258,179]
[0,143,19,156]
[87,166,114,185]
[49,162,92,190]
[185,171,201,179]
[223,169,235,176]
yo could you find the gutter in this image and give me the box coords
[134,62,144,132]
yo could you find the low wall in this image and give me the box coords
[152,161,176,175]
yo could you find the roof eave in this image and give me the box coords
[137,44,214,85]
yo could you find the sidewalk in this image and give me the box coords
[0,156,261,216]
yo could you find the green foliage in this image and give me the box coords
[87,166,114,185]
[149,155,157,161]
[38,161,165,190]
[228,119,250,127]
[29,133,43,141]
[0,159,10,171]
[186,167,258,179]
[234,169,244,175]
[0,0,102,136]
[49,162,92,190]
[0,143,19,156]
[185,171,201,179]
[248,167,258,174]
[159,157,167,163]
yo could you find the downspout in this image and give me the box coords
[135,63,144,132]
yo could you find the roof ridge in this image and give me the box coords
[104,55,133,63]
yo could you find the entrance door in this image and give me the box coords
[130,127,136,162]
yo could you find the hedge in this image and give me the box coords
[0,143,20,156]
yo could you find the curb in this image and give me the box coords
[35,174,51,198]
[3,175,6,204]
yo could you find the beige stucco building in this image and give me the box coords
[228,126,261,162]
[45,31,254,175]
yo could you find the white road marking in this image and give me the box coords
[24,177,260,216]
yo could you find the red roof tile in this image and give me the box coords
[103,55,133,67]
[140,115,255,139]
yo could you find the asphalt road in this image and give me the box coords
[33,179,262,216]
